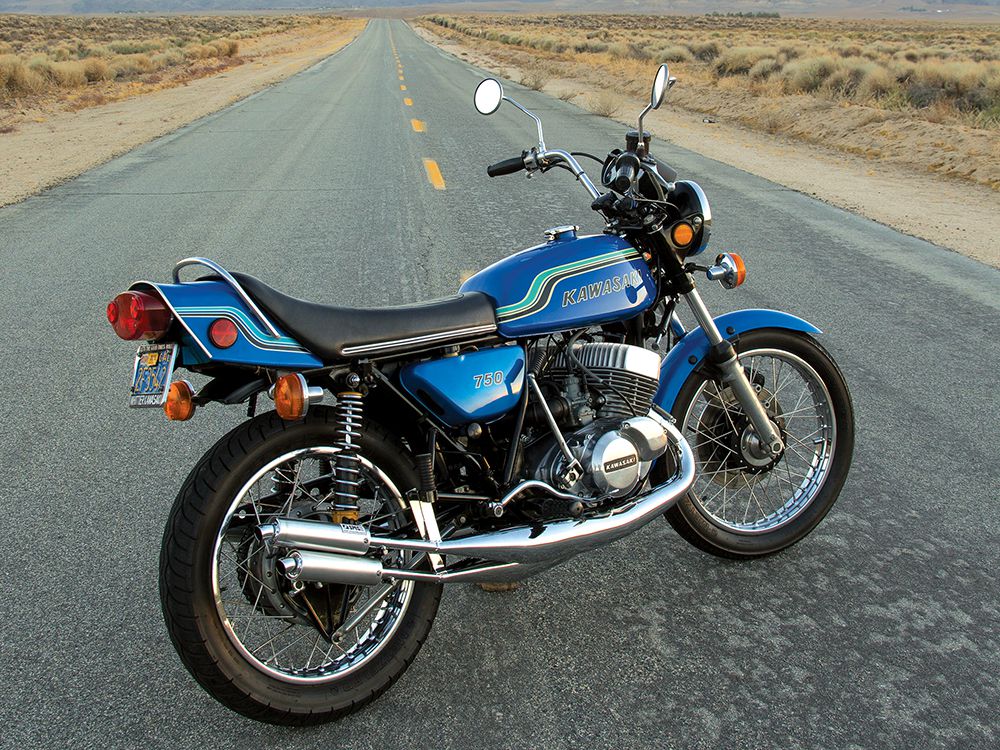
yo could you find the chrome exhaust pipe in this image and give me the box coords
[279,550,384,585]
[262,416,694,568]
[258,518,370,556]
[279,550,557,586]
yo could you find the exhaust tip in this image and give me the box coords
[277,553,302,580]
[256,520,279,544]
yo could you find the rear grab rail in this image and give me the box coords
[172,257,281,338]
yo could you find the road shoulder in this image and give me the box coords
[414,23,1000,269]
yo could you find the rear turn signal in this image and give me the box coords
[107,290,173,341]
[164,380,196,421]
[274,373,308,421]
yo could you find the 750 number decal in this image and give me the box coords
[473,370,504,389]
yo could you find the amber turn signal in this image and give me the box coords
[274,373,308,421]
[671,221,695,247]
[164,380,196,421]
[729,253,747,287]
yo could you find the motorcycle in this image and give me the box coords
[107,65,853,724]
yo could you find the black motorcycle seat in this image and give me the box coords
[229,272,498,361]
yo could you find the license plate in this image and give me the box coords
[129,342,178,407]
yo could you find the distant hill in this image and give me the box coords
[1,0,998,15]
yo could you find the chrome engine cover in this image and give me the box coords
[536,415,669,499]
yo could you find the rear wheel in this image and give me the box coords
[160,407,441,725]
[664,330,854,559]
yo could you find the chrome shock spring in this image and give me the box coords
[333,391,364,510]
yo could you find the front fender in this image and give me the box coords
[654,309,822,413]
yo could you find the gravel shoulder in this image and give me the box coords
[415,23,1000,269]
[0,19,366,207]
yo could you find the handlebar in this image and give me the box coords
[486,148,602,201]
[487,155,527,177]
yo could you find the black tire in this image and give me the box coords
[663,329,854,559]
[159,406,442,725]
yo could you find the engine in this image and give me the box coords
[528,343,669,500]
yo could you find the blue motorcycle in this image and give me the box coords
[108,65,853,724]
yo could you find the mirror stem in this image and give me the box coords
[636,103,652,155]
[504,96,546,150]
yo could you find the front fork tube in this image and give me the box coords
[682,289,785,455]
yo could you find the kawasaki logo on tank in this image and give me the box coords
[495,249,642,322]
[562,270,644,307]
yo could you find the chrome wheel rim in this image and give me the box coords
[681,348,837,534]
[211,447,415,684]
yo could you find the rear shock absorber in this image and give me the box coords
[332,390,364,520]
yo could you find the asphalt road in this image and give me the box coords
[2,18,999,750]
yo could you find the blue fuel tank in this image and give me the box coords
[459,232,656,338]
[399,345,526,427]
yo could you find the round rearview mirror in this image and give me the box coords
[650,64,670,110]
[474,78,504,116]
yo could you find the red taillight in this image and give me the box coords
[208,318,238,348]
[107,290,173,341]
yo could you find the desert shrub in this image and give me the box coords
[858,65,897,99]
[108,39,164,55]
[777,44,806,61]
[520,71,546,90]
[783,55,838,92]
[688,40,720,62]
[82,56,113,82]
[573,41,608,54]
[748,57,781,81]
[0,55,46,96]
[109,54,152,78]
[900,61,985,109]
[150,49,185,69]
[658,44,693,63]
[589,90,621,116]
[824,59,875,97]
[714,46,779,76]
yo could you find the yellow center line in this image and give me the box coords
[400,84,407,91]
[399,75,405,81]
[403,97,413,106]
[411,119,426,133]
[423,159,446,190]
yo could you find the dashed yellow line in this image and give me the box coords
[423,159,446,190]
[403,97,413,106]
[399,75,405,81]
[411,119,426,133]
[400,84,406,91]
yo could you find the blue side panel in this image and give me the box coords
[654,309,822,413]
[460,233,656,338]
[135,280,323,369]
[400,345,526,427]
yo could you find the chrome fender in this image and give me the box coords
[653,309,822,413]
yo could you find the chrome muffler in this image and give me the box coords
[260,415,694,578]
[278,551,557,585]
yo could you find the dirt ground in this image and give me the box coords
[0,19,366,207]
[415,24,1000,269]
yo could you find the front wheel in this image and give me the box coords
[664,329,854,559]
[160,407,442,725]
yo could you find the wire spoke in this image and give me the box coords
[212,447,417,683]
[684,349,835,533]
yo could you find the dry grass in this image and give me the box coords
[520,70,547,91]
[425,14,1000,130]
[0,14,342,104]
[589,90,622,117]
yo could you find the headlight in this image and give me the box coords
[671,180,712,256]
